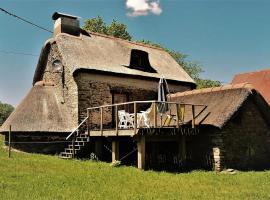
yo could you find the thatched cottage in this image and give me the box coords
[169,83,270,171]
[2,12,270,172]
[0,13,195,157]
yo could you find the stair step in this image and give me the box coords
[76,137,89,142]
[68,145,81,149]
[59,156,72,159]
[59,132,90,160]
[65,149,78,153]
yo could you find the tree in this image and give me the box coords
[107,19,132,41]
[83,17,132,41]
[0,101,14,126]
[82,16,107,35]
[137,40,221,88]
[82,17,220,88]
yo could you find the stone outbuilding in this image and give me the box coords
[169,83,270,171]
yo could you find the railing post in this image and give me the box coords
[115,105,118,136]
[87,109,90,136]
[8,125,11,158]
[72,135,75,158]
[176,103,179,128]
[100,107,103,136]
[134,102,137,134]
[192,105,195,128]
[153,101,157,128]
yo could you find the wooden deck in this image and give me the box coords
[88,126,199,137]
[89,129,137,137]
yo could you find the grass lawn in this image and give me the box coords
[0,136,270,200]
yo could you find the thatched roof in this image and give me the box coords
[169,83,270,128]
[33,31,195,85]
[232,69,270,106]
[0,82,76,133]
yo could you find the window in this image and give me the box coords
[128,49,157,73]
[51,59,63,73]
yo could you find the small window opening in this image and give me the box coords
[128,49,157,73]
[51,59,63,73]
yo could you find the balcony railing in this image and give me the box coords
[85,100,207,136]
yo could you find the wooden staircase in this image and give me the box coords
[59,133,90,159]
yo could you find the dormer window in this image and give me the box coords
[128,49,157,73]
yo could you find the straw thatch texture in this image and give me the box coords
[169,83,270,128]
[33,32,195,85]
[0,83,75,133]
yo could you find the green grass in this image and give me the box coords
[0,136,270,200]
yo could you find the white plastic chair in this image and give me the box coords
[118,110,134,129]
[140,107,152,128]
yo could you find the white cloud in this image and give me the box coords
[126,0,162,17]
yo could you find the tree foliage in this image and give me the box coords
[83,16,132,41]
[82,17,220,89]
[0,101,14,126]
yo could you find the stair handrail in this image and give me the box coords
[66,116,89,140]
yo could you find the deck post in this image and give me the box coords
[134,102,137,134]
[179,135,186,165]
[115,105,118,136]
[100,107,103,136]
[95,139,103,159]
[176,104,179,128]
[112,140,119,162]
[153,101,157,128]
[72,135,75,158]
[137,135,146,169]
[87,109,90,136]
[8,125,11,158]
[191,105,195,128]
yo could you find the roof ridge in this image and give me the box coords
[170,83,254,97]
[85,31,165,51]
[233,68,270,77]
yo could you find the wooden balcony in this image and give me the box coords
[86,100,207,137]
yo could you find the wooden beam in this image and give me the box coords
[179,136,186,165]
[100,107,103,136]
[8,125,11,158]
[191,105,195,128]
[95,139,103,158]
[176,103,179,128]
[153,102,157,128]
[87,109,90,136]
[115,105,118,136]
[112,140,119,162]
[137,135,146,169]
[134,102,137,134]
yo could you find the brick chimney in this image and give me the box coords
[52,12,80,37]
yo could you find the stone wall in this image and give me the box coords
[221,100,270,170]
[42,43,78,128]
[75,72,192,128]
[4,132,68,154]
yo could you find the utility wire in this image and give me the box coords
[0,7,53,33]
[0,50,38,57]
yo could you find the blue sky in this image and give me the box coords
[0,0,270,106]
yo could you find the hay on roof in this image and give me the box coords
[0,82,76,133]
[169,83,270,128]
[33,32,195,85]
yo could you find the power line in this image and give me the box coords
[0,50,38,57]
[0,7,53,33]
